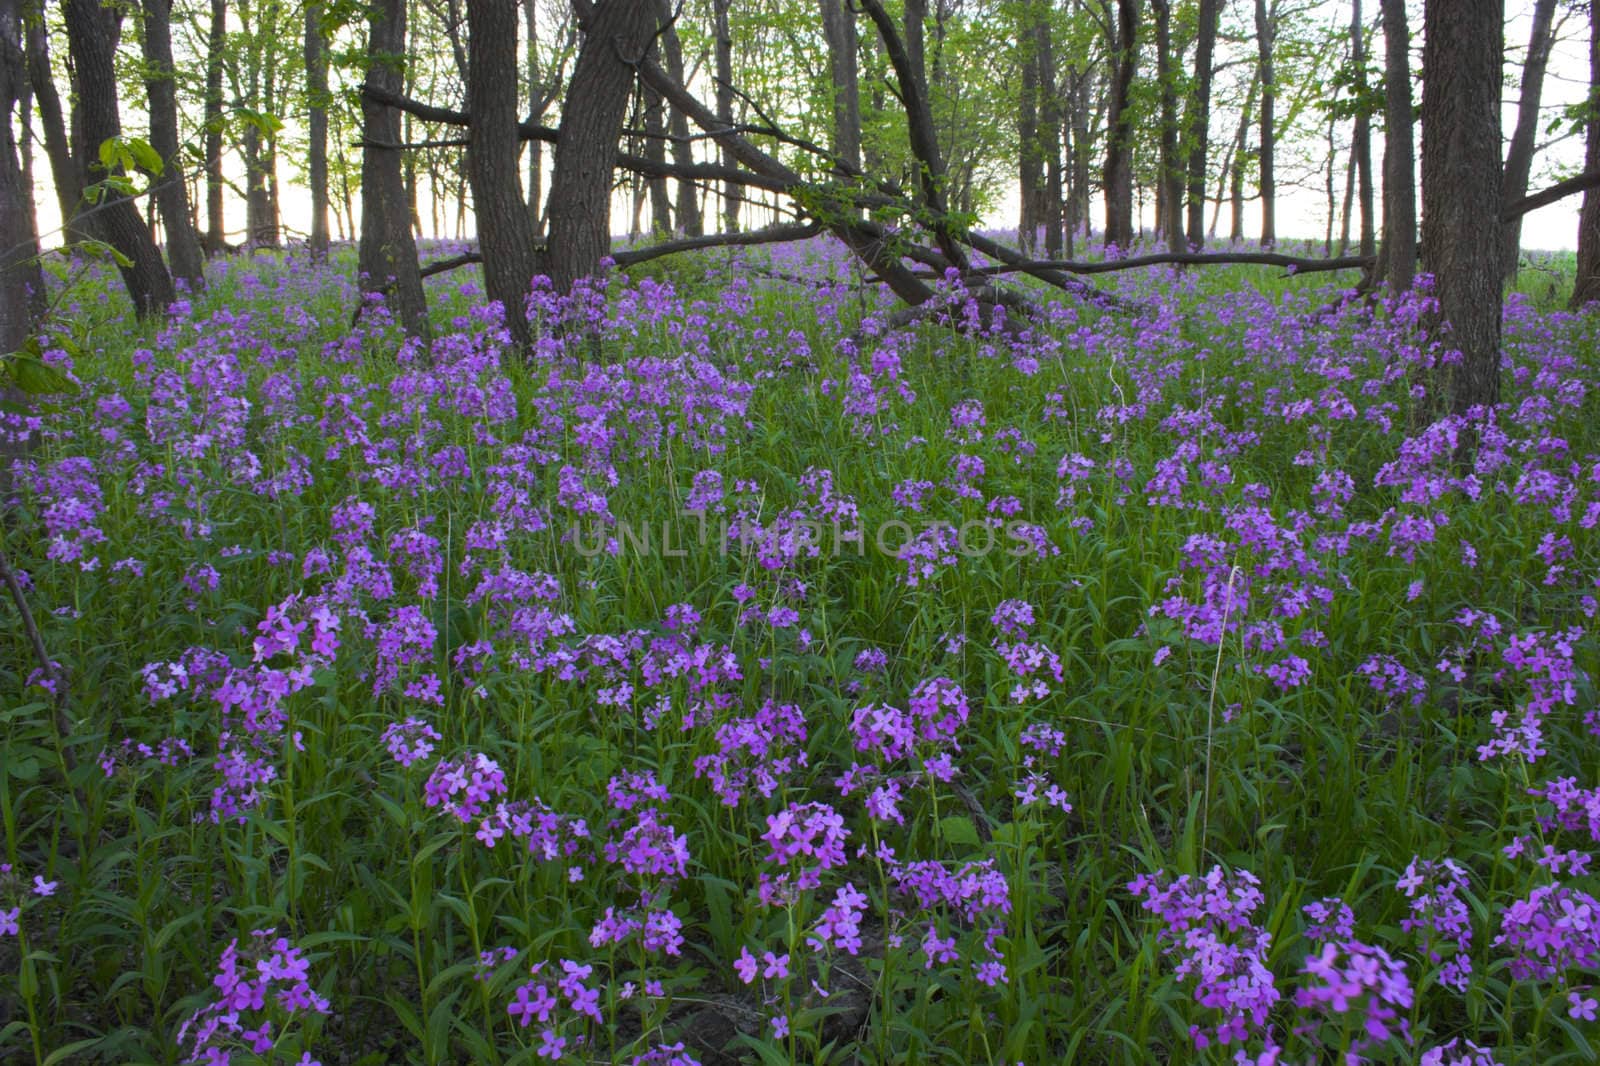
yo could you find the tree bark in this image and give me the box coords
[205,0,226,253]
[713,0,737,232]
[1421,0,1502,415]
[1255,0,1276,247]
[1153,0,1183,253]
[661,15,699,235]
[1036,13,1063,258]
[1352,0,1375,259]
[139,0,206,289]
[1103,0,1139,251]
[467,0,538,343]
[306,0,330,258]
[524,0,544,235]
[63,0,176,316]
[1379,0,1416,291]
[544,0,656,294]
[1500,0,1558,282]
[1,0,43,349]
[1185,0,1221,248]
[359,0,428,336]
[1017,11,1040,251]
[642,83,673,234]
[821,0,862,176]
[1573,2,1600,307]
[24,9,83,243]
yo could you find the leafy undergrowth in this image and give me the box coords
[2,238,1598,1065]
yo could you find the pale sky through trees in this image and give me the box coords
[23,0,1593,254]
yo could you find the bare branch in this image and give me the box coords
[954,248,1374,277]
[1503,168,1600,220]
[611,222,821,267]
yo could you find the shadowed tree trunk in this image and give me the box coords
[904,0,927,100]
[524,0,543,235]
[1,0,43,494]
[1037,13,1063,257]
[205,0,226,253]
[1153,0,1183,253]
[1572,0,1600,307]
[2,0,43,344]
[643,83,672,234]
[1421,0,1502,415]
[543,0,656,294]
[359,0,427,336]
[822,0,862,181]
[24,9,83,243]
[139,0,206,289]
[1103,0,1138,251]
[1255,0,1276,246]
[713,0,737,232]
[1352,0,1375,259]
[661,15,699,235]
[467,0,538,345]
[63,0,175,316]
[1185,0,1220,248]
[1018,13,1040,251]
[1379,0,1415,291]
[306,0,330,258]
[1500,0,1558,283]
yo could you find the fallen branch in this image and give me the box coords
[610,222,821,267]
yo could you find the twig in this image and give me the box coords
[0,542,76,774]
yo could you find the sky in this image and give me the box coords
[23,0,1594,256]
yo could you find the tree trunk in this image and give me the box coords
[261,0,281,244]
[904,0,927,101]
[63,0,176,316]
[1500,0,1558,282]
[1036,13,1063,258]
[467,0,538,344]
[306,0,330,258]
[205,0,226,253]
[1153,0,1183,253]
[1,0,42,495]
[1255,0,1276,247]
[1574,1,1600,307]
[139,0,206,289]
[1352,0,1375,258]
[1,0,43,348]
[1185,0,1221,248]
[359,0,428,337]
[713,0,737,232]
[662,17,698,235]
[643,83,673,234]
[1379,0,1416,291]
[544,0,656,294]
[1103,0,1139,251]
[1067,68,1090,253]
[1017,15,1040,251]
[821,0,862,176]
[525,0,544,235]
[24,10,83,243]
[1421,0,1502,415]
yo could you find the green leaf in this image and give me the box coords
[938,813,981,848]
[126,137,164,176]
[5,351,77,397]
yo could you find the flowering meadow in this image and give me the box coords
[1,239,1597,1065]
